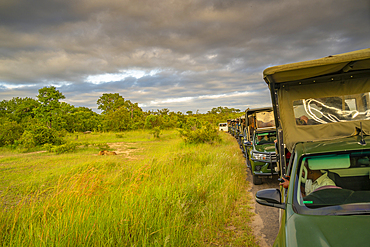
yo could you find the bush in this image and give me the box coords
[145,115,161,129]
[20,130,36,149]
[20,124,63,149]
[150,126,162,138]
[179,121,221,144]
[44,142,77,154]
[0,121,24,147]
[115,133,124,138]
[53,142,77,154]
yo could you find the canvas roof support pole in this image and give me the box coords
[266,75,286,176]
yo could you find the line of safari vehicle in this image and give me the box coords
[250,48,370,246]
[227,108,279,186]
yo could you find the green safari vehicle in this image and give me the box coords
[255,48,370,246]
[244,107,278,185]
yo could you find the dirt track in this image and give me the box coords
[246,170,280,247]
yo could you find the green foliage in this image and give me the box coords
[97,93,125,114]
[0,97,40,122]
[179,120,221,144]
[21,124,63,148]
[103,107,131,131]
[97,93,145,131]
[207,106,241,114]
[115,133,124,138]
[150,126,162,138]
[45,142,78,154]
[0,120,23,147]
[0,86,244,144]
[34,86,66,129]
[20,131,36,149]
[63,106,101,132]
[145,114,161,129]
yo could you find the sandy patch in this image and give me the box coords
[106,142,142,159]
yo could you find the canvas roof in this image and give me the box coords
[263,48,370,152]
[245,107,273,116]
[264,48,370,84]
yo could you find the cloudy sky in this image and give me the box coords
[0,0,369,113]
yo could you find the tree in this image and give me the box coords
[103,107,131,131]
[34,86,65,129]
[145,115,161,129]
[0,97,40,122]
[97,93,126,114]
[68,107,101,132]
[0,120,23,147]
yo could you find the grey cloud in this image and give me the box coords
[0,0,369,113]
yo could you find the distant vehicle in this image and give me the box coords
[237,115,246,147]
[229,119,238,137]
[227,119,232,133]
[256,48,370,246]
[218,122,228,131]
[243,107,277,185]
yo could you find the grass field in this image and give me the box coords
[0,130,258,246]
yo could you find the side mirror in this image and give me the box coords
[244,141,252,147]
[255,189,285,209]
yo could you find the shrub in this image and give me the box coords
[44,142,77,154]
[52,142,77,154]
[179,121,221,144]
[0,121,23,147]
[20,130,36,149]
[145,115,161,129]
[150,126,162,138]
[28,124,63,146]
[115,133,124,138]
[19,124,63,149]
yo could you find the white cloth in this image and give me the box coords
[305,172,335,195]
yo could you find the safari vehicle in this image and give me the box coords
[244,107,277,185]
[226,119,232,133]
[255,48,370,246]
[237,115,246,147]
[229,119,237,136]
[218,122,228,132]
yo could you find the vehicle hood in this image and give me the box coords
[254,143,275,153]
[285,213,370,246]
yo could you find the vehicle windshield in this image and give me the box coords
[294,150,370,215]
[293,92,370,125]
[255,131,276,145]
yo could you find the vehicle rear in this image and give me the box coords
[218,122,228,131]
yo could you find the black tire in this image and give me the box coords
[246,156,251,169]
[253,174,263,185]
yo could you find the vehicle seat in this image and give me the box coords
[327,168,370,191]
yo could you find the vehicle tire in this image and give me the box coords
[246,156,251,169]
[253,174,263,185]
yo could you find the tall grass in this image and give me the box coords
[0,130,257,246]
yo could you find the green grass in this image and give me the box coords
[0,130,258,246]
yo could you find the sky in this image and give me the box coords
[0,0,369,113]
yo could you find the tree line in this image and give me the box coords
[0,86,242,148]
